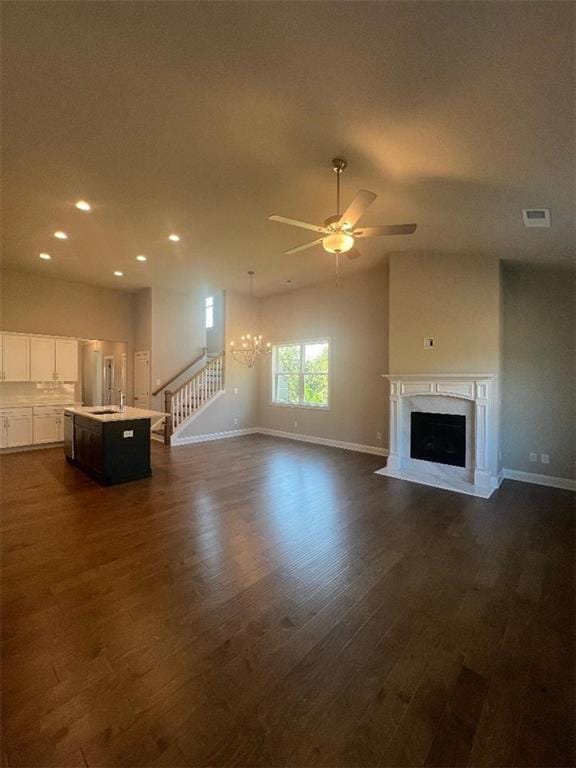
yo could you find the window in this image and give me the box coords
[205,296,214,329]
[272,340,329,408]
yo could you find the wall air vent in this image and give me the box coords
[522,208,551,228]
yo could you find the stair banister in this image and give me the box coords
[152,347,207,397]
[161,352,225,446]
[164,390,173,445]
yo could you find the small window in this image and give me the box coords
[272,340,329,408]
[205,296,214,329]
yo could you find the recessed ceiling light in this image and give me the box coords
[54,230,68,239]
[75,200,91,212]
[39,252,51,260]
[168,233,180,242]
[113,270,123,277]
[136,254,147,262]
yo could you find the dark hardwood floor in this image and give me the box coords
[1,435,574,768]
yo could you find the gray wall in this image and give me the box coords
[502,262,575,479]
[1,269,135,402]
[206,290,224,355]
[257,265,389,449]
[151,286,205,394]
[133,287,152,353]
[389,253,501,374]
[177,291,258,439]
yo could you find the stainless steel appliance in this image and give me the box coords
[64,411,75,459]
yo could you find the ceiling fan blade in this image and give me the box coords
[346,248,362,260]
[354,224,418,237]
[338,190,377,228]
[269,215,329,234]
[284,237,325,256]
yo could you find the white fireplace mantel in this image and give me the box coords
[376,373,500,498]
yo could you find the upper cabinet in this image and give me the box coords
[1,333,78,382]
[1,334,31,381]
[54,339,78,381]
[30,337,55,380]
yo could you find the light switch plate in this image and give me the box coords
[424,337,435,349]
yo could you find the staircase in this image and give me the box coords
[160,353,225,445]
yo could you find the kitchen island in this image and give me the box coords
[65,406,168,485]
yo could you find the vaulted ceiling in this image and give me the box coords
[1,1,574,296]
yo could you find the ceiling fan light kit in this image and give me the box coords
[323,231,355,254]
[268,158,417,274]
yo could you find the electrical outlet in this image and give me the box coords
[541,453,550,464]
[376,431,382,441]
[233,387,238,395]
[233,417,239,425]
[293,420,298,429]
[529,453,538,463]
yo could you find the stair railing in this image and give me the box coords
[152,347,207,397]
[164,352,225,445]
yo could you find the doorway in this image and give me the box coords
[134,351,150,409]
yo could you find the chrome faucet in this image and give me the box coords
[111,387,126,412]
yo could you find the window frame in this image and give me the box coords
[270,337,331,410]
[205,296,214,330]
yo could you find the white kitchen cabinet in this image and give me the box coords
[28,336,78,382]
[30,337,56,381]
[1,408,33,448]
[55,339,78,381]
[33,406,65,444]
[1,334,31,382]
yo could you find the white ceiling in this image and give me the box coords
[1,1,574,296]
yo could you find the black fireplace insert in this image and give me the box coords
[410,411,466,468]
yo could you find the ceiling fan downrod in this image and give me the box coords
[332,158,347,219]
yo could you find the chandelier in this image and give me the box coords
[229,271,271,368]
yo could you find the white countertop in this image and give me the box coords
[0,399,81,408]
[65,405,168,423]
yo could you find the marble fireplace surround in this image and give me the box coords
[376,374,500,498]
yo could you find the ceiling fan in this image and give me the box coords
[269,158,417,260]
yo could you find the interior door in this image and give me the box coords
[134,351,150,409]
[103,356,115,404]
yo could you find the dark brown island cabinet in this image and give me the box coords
[69,413,153,485]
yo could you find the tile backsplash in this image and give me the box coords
[0,381,76,402]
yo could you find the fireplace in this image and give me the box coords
[376,373,500,498]
[410,412,466,467]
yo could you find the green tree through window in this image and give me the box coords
[273,341,329,408]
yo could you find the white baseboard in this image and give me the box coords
[256,427,388,456]
[502,468,575,491]
[0,441,64,454]
[171,427,258,446]
[171,425,387,456]
[163,432,575,492]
